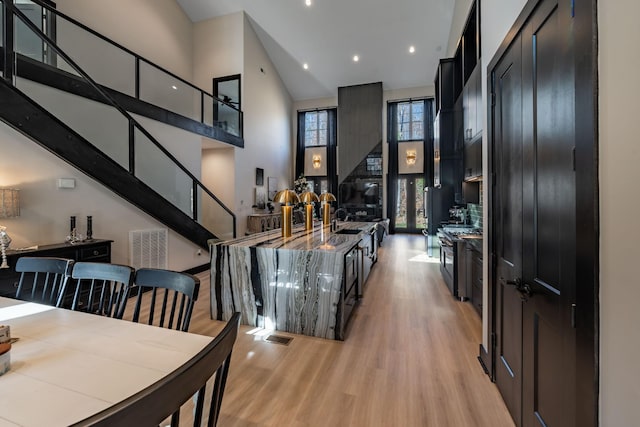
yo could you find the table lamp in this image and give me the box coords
[273,189,300,237]
[318,192,336,226]
[0,189,20,269]
[299,191,319,231]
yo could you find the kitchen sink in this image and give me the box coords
[335,228,362,235]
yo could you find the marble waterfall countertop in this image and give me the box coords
[209,221,375,340]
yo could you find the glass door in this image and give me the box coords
[394,175,426,232]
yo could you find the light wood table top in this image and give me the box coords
[0,297,212,427]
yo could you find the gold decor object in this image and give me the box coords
[299,191,319,231]
[318,192,336,226]
[406,149,417,165]
[312,155,322,169]
[273,189,300,237]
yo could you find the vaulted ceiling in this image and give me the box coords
[177,0,455,101]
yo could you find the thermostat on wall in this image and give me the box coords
[57,178,76,189]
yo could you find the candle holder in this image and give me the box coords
[273,189,300,238]
[299,191,319,231]
[318,192,336,226]
[86,216,93,240]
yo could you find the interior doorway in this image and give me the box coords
[487,0,597,425]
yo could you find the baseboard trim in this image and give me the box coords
[478,343,492,380]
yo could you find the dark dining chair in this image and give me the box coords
[14,257,74,306]
[70,262,134,319]
[131,268,200,332]
[70,312,241,427]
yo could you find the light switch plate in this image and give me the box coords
[57,178,76,189]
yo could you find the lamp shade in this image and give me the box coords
[318,192,336,202]
[299,191,319,204]
[273,189,300,205]
[0,189,20,218]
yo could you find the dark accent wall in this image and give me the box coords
[337,82,382,184]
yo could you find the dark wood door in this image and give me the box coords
[493,33,524,424]
[521,0,577,425]
[492,0,578,425]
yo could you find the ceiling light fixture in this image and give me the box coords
[303,63,309,70]
[353,55,359,62]
[171,85,177,90]
[409,46,416,54]
[305,0,311,6]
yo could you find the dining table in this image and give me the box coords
[0,296,213,426]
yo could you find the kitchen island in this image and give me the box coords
[209,222,377,340]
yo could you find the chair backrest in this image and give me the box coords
[15,257,74,306]
[70,312,241,427]
[71,262,134,319]
[131,268,200,332]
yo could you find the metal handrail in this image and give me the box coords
[20,0,241,114]
[4,1,236,236]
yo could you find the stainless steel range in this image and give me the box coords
[438,226,482,299]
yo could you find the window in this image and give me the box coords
[397,101,424,141]
[296,108,337,196]
[304,110,328,146]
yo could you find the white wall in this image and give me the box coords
[237,14,292,236]
[55,0,194,80]
[598,1,640,424]
[447,0,474,57]
[0,123,205,271]
[193,12,292,237]
[201,147,236,238]
[202,148,235,208]
[193,13,244,91]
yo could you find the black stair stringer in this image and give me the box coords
[0,79,214,249]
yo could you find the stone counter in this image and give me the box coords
[209,222,375,339]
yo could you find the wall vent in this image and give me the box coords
[129,229,168,270]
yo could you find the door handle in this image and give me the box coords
[504,277,534,302]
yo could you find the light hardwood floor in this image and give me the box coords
[177,234,514,426]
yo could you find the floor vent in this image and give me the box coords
[129,228,168,270]
[264,335,293,346]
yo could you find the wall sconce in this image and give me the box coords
[312,155,322,169]
[273,189,300,238]
[406,149,417,166]
[0,189,20,269]
[299,191,319,231]
[318,192,336,226]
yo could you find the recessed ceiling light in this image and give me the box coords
[305,0,311,6]
[353,55,359,62]
[171,85,177,90]
[409,46,416,54]
[303,63,309,70]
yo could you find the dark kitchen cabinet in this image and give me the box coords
[464,137,482,180]
[337,244,359,340]
[464,239,483,316]
[434,58,456,115]
[463,65,483,143]
[433,58,463,204]
[0,239,113,303]
[471,247,483,316]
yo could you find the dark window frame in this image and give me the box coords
[296,108,337,196]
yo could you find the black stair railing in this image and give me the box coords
[1,0,243,138]
[1,0,236,240]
